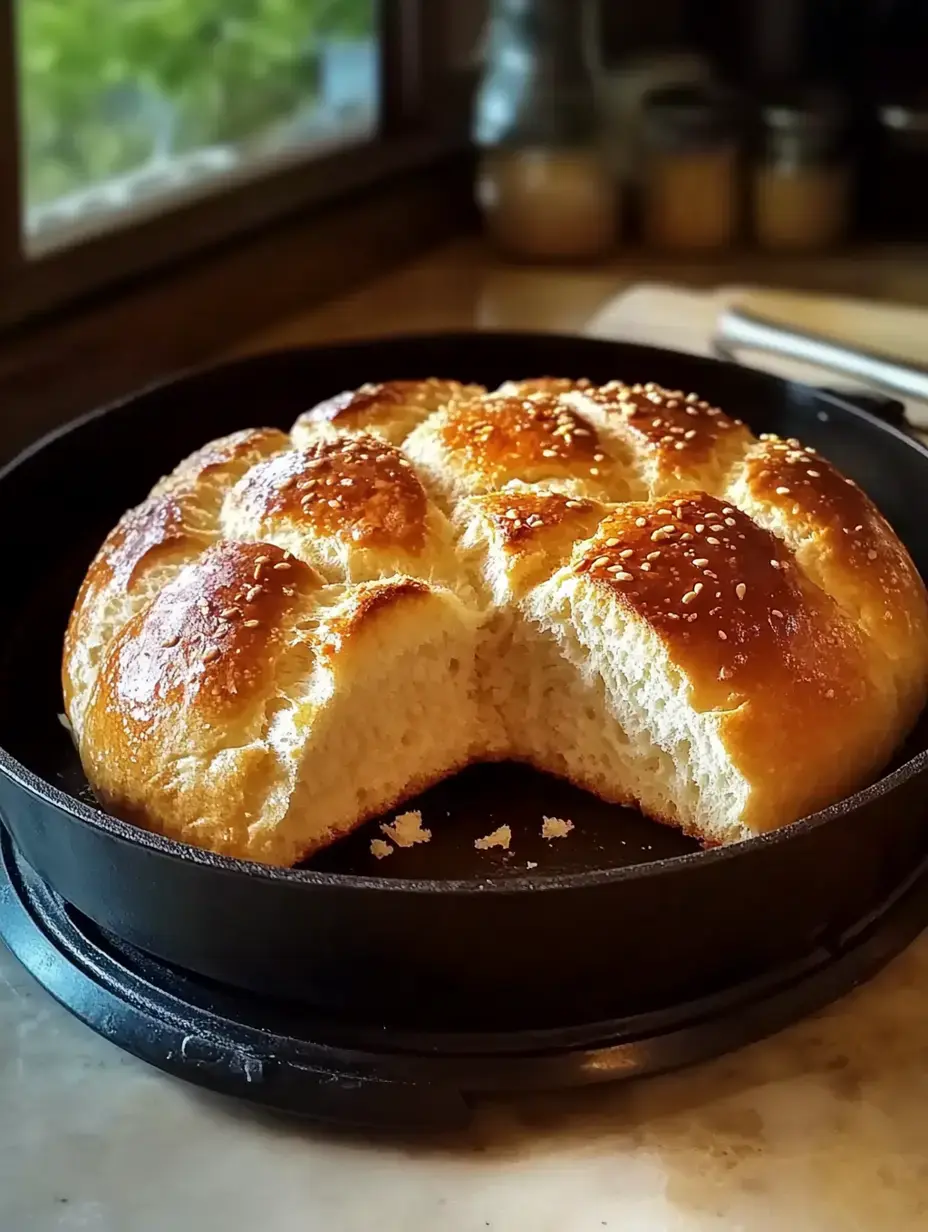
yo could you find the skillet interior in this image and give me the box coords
[1,332,928,884]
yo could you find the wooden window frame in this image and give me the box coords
[0,0,472,331]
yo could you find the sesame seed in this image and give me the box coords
[826,689,835,699]
[274,562,291,571]
[770,560,780,569]
[807,469,821,478]
[674,442,686,451]
[593,452,605,462]
[651,525,676,542]
[868,549,878,560]
[635,517,647,528]
[161,636,180,648]
[620,548,634,559]
[776,486,790,495]
[693,582,704,593]
[221,607,240,619]
[718,630,727,640]
[682,590,699,605]
[591,555,610,569]
[565,500,583,509]
[243,619,260,628]
[202,646,221,663]
[724,517,736,527]
[328,499,341,508]
[282,587,295,597]
[705,537,720,546]
[613,571,634,582]
[855,524,863,531]
[771,609,784,618]
[695,524,705,533]
[253,564,264,581]
[683,429,697,440]
[589,467,600,476]
[640,562,651,571]
[647,551,661,561]
[605,537,620,547]
[657,508,673,516]
[679,532,693,541]
[710,524,724,532]
[245,586,263,602]
[541,449,557,458]
[693,558,709,568]
[736,583,746,601]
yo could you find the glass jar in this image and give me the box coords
[867,100,928,241]
[639,84,740,252]
[473,0,617,261]
[753,93,849,251]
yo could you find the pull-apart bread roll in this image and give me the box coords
[63,378,928,864]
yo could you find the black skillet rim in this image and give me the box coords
[2,329,927,895]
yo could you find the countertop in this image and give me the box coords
[4,240,928,1231]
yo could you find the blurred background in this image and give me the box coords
[3,0,928,453]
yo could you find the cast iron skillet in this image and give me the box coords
[1,332,927,1032]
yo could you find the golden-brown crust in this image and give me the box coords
[574,381,754,495]
[497,377,594,398]
[151,428,289,498]
[741,436,927,611]
[88,540,319,730]
[577,492,866,711]
[462,490,608,601]
[471,490,602,552]
[293,379,483,443]
[437,391,612,487]
[227,434,429,553]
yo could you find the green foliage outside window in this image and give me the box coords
[18,0,377,207]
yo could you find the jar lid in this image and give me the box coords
[641,84,738,152]
[761,89,843,136]
[878,102,928,136]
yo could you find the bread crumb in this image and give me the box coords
[542,816,574,840]
[380,810,431,848]
[475,825,512,851]
[526,861,538,870]
[370,839,394,860]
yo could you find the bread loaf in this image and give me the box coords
[62,378,928,864]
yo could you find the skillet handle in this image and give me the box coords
[714,306,928,411]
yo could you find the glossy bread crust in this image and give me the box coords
[63,376,928,865]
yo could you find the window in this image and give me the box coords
[18,0,381,251]
[0,1,470,328]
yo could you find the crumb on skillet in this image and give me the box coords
[542,816,574,840]
[475,825,512,851]
[380,809,432,847]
